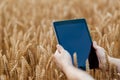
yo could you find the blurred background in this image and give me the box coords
[0,0,120,80]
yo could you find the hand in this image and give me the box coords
[93,41,109,70]
[53,44,73,72]
[53,44,94,80]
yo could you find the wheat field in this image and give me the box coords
[0,0,120,80]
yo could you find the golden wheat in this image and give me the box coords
[0,0,120,80]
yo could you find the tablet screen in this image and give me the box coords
[53,19,98,70]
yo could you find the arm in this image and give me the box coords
[109,56,120,72]
[63,65,94,80]
[53,45,94,80]
[53,42,120,80]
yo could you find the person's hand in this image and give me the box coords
[93,41,109,70]
[53,44,73,72]
[53,44,94,80]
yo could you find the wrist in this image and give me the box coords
[108,56,112,63]
[62,64,74,74]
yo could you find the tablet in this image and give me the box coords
[53,19,99,70]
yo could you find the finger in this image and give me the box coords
[57,44,64,53]
[54,50,60,55]
[53,50,60,61]
[93,41,99,49]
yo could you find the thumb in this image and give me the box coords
[57,44,64,53]
[93,41,98,50]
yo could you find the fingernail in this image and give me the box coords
[93,41,97,45]
[93,41,98,49]
[56,44,59,49]
[93,41,96,44]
